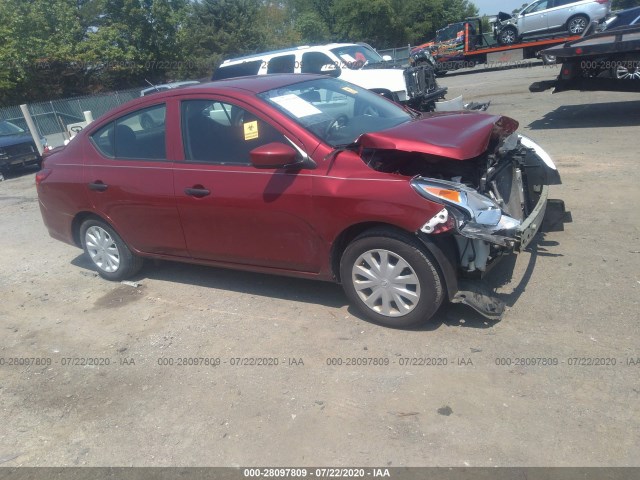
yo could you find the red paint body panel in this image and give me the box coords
[36,74,510,283]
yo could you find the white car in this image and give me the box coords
[212,43,447,111]
[496,0,611,45]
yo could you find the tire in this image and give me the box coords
[80,218,143,281]
[612,58,640,80]
[498,26,518,45]
[541,53,557,65]
[339,228,444,328]
[567,15,589,35]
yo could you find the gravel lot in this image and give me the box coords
[1,64,639,467]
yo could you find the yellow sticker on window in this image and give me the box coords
[342,86,358,95]
[244,121,259,140]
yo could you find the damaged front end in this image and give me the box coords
[358,118,565,319]
[412,134,562,318]
[412,134,561,257]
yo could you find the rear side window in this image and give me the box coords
[301,52,337,74]
[553,0,576,6]
[267,55,296,74]
[212,60,263,80]
[90,104,166,160]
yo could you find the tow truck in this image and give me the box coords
[410,17,583,74]
[530,24,640,93]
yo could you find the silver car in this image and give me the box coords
[497,0,611,45]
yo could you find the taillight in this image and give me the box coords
[35,168,52,186]
[594,0,608,3]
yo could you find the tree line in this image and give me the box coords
[0,0,478,105]
[1,0,636,106]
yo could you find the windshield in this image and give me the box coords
[330,45,385,70]
[436,23,466,43]
[259,78,412,147]
[0,121,25,136]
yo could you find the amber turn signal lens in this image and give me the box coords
[425,187,461,203]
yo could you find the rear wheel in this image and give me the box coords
[613,60,640,80]
[567,15,589,35]
[340,228,444,328]
[80,218,143,281]
[498,26,518,45]
[541,53,557,65]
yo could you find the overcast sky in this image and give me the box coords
[475,0,529,16]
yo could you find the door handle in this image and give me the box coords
[88,181,108,192]
[184,187,210,198]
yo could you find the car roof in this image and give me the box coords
[95,74,328,124]
[221,43,363,65]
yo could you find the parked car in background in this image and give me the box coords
[0,120,47,174]
[36,75,563,328]
[600,6,640,30]
[213,43,447,111]
[496,0,611,45]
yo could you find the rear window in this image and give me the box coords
[212,60,263,80]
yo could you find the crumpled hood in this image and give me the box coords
[356,112,519,160]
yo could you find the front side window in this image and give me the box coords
[90,104,166,160]
[330,45,385,69]
[301,52,338,74]
[181,99,290,165]
[523,0,549,14]
[259,77,411,147]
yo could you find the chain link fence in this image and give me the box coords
[0,88,140,148]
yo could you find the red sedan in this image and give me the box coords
[37,74,562,327]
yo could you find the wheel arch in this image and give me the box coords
[330,222,459,301]
[566,13,590,29]
[71,211,110,248]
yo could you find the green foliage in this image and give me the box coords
[0,0,484,105]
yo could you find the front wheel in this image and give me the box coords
[568,15,589,35]
[498,26,518,45]
[80,218,143,281]
[340,228,444,328]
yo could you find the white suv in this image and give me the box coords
[496,0,611,45]
[213,43,447,111]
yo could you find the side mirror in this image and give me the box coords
[382,55,393,62]
[250,142,301,169]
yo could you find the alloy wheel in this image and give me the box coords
[569,17,587,34]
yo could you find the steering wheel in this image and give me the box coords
[325,115,349,139]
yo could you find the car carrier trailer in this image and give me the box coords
[529,24,640,93]
[410,17,583,74]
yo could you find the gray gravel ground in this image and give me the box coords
[0,63,638,467]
